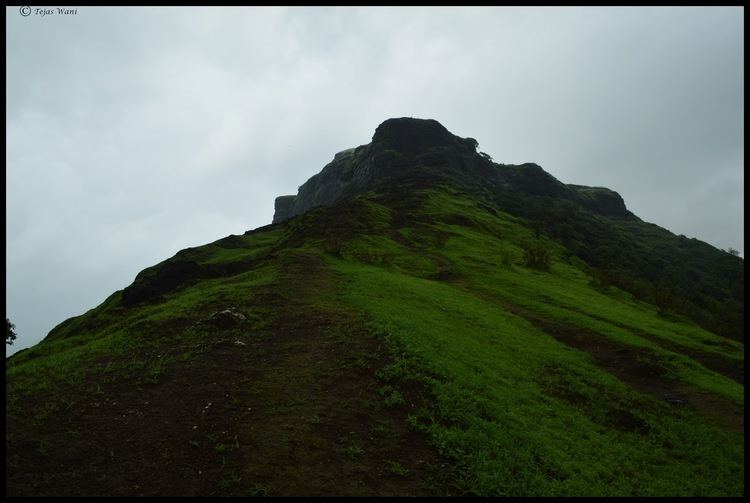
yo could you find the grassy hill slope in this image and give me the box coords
[6,185,743,496]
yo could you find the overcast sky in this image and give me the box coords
[6,6,743,355]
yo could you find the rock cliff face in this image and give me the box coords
[272,117,631,223]
[273,195,297,224]
[568,185,629,217]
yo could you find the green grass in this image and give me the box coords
[345,445,365,457]
[330,258,742,495]
[386,461,410,477]
[6,230,283,399]
[423,196,742,405]
[378,385,406,407]
[6,187,743,496]
[321,189,743,496]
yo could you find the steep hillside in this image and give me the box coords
[274,118,743,341]
[6,119,744,496]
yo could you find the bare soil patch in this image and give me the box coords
[6,252,451,496]
[499,301,743,433]
[567,306,744,385]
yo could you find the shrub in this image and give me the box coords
[6,318,16,345]
[589,269,610,291]
[522,243,551,270]
[499,247,515,268]
[653,281,676,316]
[322,237,344,257]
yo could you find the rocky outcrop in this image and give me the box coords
[121,259,215,307]
[198,307,248,329]
[271,118,481,223]
[273,195,297,224]
[370,117,476,156]
[568,185,630,218]
[121,256,259,307]
[271,117,632,223]
[503,163,572,198]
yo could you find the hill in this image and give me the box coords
[6,118,744,496]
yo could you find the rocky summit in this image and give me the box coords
[272,117,630,224]
[6,118,743,497]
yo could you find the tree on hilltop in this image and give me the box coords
[6,318,17,345]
